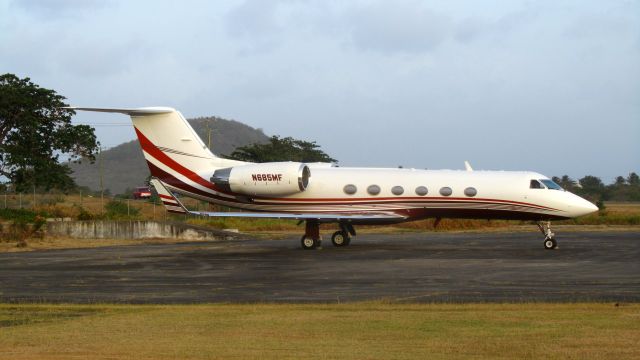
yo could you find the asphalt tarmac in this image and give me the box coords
[1,230,638,303]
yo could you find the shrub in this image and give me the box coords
[0,208,40,222]
[76,206,95,220]
[104,200,140,220]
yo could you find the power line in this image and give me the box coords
[75,123,133,127]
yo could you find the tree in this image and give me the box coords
[577,175,608,201]
[0,74,99,191]
[227,135,337,163]
[552,175,577,191]
[607,173,640,201]
[579,175,604,191]
[628,172,639,186]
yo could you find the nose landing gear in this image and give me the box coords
[537,221,557,250]
[543,237,557,250]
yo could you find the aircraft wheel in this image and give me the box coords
[543,238,557,250]
[331,231,350,247]
[301,235,320,250]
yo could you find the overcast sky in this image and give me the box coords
[1,0,638,182]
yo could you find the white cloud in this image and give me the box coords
[346,1,452,54]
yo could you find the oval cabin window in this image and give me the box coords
[367,185,381,195]
[464,187,477,197]
[415,186,428,196]
[391,186,404,196]
[439,187,452,196]
[343,184,357,195]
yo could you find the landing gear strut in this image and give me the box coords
[537,221,557,250]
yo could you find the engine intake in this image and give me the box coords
[211,162,310,196]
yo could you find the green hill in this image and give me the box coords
[69,116,268,195]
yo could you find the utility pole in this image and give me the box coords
[206,119,212,149]
[31,165,36,209]
[99,145,104,214]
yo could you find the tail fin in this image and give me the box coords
[69,107,245,194]
[150,178,188,214]
[70,106,215,162]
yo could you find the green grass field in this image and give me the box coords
[1,303,638,359]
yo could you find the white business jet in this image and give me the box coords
[69,107,598,250]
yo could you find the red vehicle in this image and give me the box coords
[132,186,152,199]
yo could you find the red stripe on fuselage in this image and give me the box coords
[147,161,235,202]
[134,127,221,193]
[252,196,558,211]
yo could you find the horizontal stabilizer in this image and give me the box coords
[64,106,175,116]
[150,178,188,214]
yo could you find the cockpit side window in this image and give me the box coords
[530,179,545,189]
[540,179,563,190]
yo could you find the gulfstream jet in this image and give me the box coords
[69,107,598,250]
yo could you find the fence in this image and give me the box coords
[0,190,217,221]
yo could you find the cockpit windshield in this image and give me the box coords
[530,179,545,189]
[540,179,563,190]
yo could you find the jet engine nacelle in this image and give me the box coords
[211,162,311,196]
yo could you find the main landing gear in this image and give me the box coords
[537,221,557,250]
[300,221,356,250]
[301,221,322,250]
[331,223,356,247]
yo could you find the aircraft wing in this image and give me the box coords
[150,178,405,222]
[186,211,404,221]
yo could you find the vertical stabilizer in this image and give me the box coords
[69,107,246,194]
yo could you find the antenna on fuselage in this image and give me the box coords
[464,161,473,171]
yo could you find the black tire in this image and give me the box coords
[331,231,350,247]
[544,238,557,250]
[301,235,320,250]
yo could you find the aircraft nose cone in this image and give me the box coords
[571,195,599,217]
